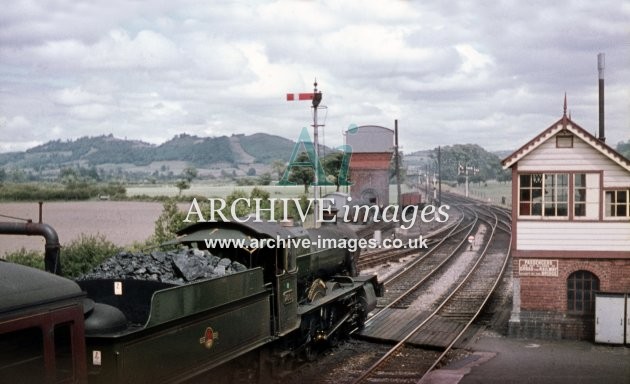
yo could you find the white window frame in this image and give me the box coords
[518,173,569,219]
[605,189,630,219]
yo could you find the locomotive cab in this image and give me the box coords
[0,261,87,383]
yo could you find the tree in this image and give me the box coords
[389,151,406,184]
[250,187,271,219]
[59,167,78,184]
[182,166,198,182]
[257,172,272,185]
[426,144,503,183]
[175,179,190,195]
[226,190,250,218]
[288,194,313,222]
[175,166,197,196]
[151,199,187,246]
[323,152,343,191]
[617,140,630,160]
[288,152,315,194]
[271,159,286,180]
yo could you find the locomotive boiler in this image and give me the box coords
[0,218,381,383]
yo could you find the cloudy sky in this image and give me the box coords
[1,1,628,155]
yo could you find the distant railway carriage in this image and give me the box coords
[0,219,381,383]
[401,191,423,208]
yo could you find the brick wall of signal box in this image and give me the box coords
[515,257,630,312]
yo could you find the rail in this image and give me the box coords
[352,198,511,383]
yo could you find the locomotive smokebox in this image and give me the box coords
[320,208,339,225]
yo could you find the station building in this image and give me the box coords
[346,125,394,206]
[502,105,630,340]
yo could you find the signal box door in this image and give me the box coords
[595,293,626,344]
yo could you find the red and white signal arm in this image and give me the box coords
[286,93,315,101]
[468,235,475,243]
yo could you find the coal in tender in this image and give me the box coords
[79,248,247,285]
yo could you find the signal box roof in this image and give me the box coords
[502,113,630,171]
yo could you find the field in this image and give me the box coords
[0,183,341,255]
[445,180,512,206]
[0,201,167,255]
[126,183,337,199]
[1,181,512,256]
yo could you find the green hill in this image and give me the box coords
[0,133,295,169]
[406,144,512,183]
[0,132,300,183]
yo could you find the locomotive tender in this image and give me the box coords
[0,219,382,383]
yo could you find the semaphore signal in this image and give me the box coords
[286,93,315,101]
[286,80,324,225]
[458,162,479,198]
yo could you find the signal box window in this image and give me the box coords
[556,134,573,148]
[574,174,587,217]
[544,174,568,216]
[605,190,629,218]
[519,174,542,216]
[519,173,568,217]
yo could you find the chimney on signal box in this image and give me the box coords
[598,53,605,143]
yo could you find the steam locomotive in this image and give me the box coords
[0,218,382,383]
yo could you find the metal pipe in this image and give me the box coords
[0,221,62,275]
[598,53,605,142]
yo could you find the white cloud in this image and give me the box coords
[52,86,112,106]
[82,29,180,70]
[68,103,112,120]
[0,115,42,152]
[455,44,493,75]
[0,0,627,154]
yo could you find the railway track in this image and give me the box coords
[356,205,467,271]
[356,214,461,270]
[349,196,512,384]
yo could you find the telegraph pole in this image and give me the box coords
[394,119,401,207]
[438,146,442,204]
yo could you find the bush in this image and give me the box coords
[61,233,122,278]
[0,182,126,201]
[3,235,120,278]
[149,199,188,247]
[4,248,45,270]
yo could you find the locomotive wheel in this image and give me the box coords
[302,316,319,362]
[356,296,369,330]
[323,305,340,347]
[303,342,318,362]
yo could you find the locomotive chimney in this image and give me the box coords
[598,52,605,142]
[321,208,338,225]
